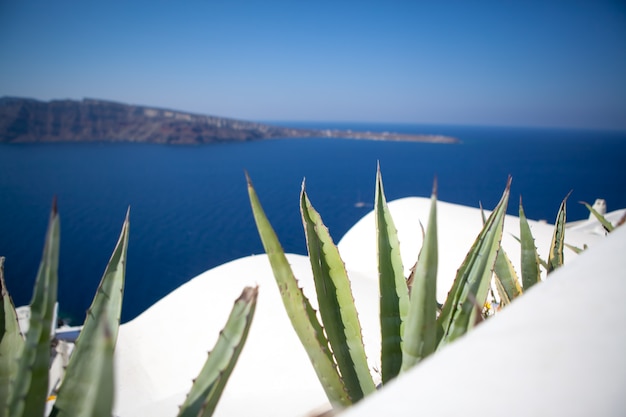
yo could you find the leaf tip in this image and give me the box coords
[51,195,58,216]
[238,286,259,303]
[244,170,251,184]
[564,189,573,202]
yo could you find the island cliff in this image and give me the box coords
[0,97,458,144]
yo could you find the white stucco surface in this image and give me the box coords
[114,254,331,417]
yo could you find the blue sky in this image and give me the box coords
[1,1,625,130]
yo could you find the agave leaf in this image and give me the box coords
[485,201,522,303]
[178,286,258,417]
[82,207,130,344]
[480,202,510,312]
[493,248,522,302]
[479,201,487,224]
[510,233,549,270]
[564,243,585,254]
[547,192,570,274]
[401,180,438,372]
[580,201,614,233]
[8,200,60,417]
[493,274,510,307]
[519,198,541,290]
[52,209,129,416]
[246,173,350,406]
[375,165,409,384]
[0,257,25,416]
[300,184,375,401]
[405,221,425,293]
[49,311,115,417]
[437,178,511,347]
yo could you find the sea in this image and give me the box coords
[1,122,625,324]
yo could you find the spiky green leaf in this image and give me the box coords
[49,311,115,417]
[246,173,350,406]
[178,286,258,417]
[580,201,614,233]
[401,180,438,371]
[511,233,548,270]
[493,248,522,302]
[0,257,25,416]
[547,193,570,274]
[437,178,511,347]
[300,185,375,401]
[493,275,510,307]
[8,201,60,417]
[519,198,541,290]
[486,200,522,303]
[564,243,585,254]
[52,209,129,417]
[479,201,487,224]
[82,207,129,344]
[375,166,409,384]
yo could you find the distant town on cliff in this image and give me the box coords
[0,97,458,145]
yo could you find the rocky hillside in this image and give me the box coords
[0,97,458,144]
[0,97,323,144]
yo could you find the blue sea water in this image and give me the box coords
[1,123,625,323]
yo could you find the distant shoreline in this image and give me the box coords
[0,96,459,145]
[316,129,459,143]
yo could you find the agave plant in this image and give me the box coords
[0,201,257,417]
[490,191,573,309]
[246,166,514,409]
